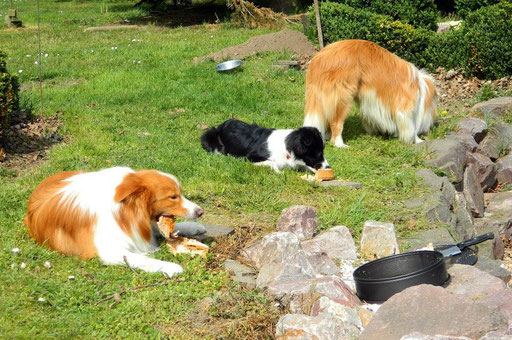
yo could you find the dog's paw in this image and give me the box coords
[160,262,183,278]
[334,142,349,148]
[175,222,207,237]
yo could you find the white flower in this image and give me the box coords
[11,247,20,254]
[44,53,48,57]
[37,297,46,303]
[34,61,38,65]
[25,54,31,57]
[10,263,15,269]
[44,261,52,269]
[17,70,23,74]
[111,46,118,50]
[68,275,75,280]
[20,262,27,269]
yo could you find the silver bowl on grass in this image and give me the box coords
[215,59,243,72]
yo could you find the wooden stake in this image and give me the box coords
[313,0,324,49]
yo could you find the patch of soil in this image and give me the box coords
[194,29,317,65]
[0,111,63,172]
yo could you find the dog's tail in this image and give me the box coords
[200,127,223,153]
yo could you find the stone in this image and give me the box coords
[463,164,485,218]
[223,259,257,288]
[174,222,207,237]
[359,284,507,340]
[304,251,341,276]
[479,289,512,322]
[400,228,455,251]
[416,168,456,208]
[474,257,511,283]
[436,20,462,33]
[445,264,507,300]
[181,223,234,242]
[276,205,318,240]
[466,153,497,191]
[357,307,374,328]
[450,193,477,241]
[484,192,512,218]
[266,276,360,314]
[479,122,512,160]
[360,221,399,259]
[275,313,360,340]
[480,331,512,339]
[319,180,363,189]
[456,117,488,143]
[310,296,363,329]
[416,138,467,182]
[446,132,479,153]
[496,154,512,184]
[474,218,506,260]
[301,225,357,262]
[406,192,452,224]
[401,333,471,340]
[472,97,512,120]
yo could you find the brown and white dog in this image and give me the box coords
[304,39,437,147]
[24,167,203,277]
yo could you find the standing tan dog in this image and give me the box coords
[304,40,437,147]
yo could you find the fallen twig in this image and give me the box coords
[123,255,141,276]
[94,280,171,306]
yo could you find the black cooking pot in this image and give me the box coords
[353,250,450,303]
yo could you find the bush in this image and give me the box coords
[308,2,436,68]
[460,2,512,79]
[334,0,439,30]
[455,0,500,17]
[424,28,466,71]
[0,51,19,130]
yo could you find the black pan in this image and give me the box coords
[353,250,450,303]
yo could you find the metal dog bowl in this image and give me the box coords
[215,59,243,72]
[353,250,450,303]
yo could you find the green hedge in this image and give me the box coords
[0,51,19,129]
[307,2,436,68]
[460,2,512,79]
[334,0,439,30]
[455,0,501,17]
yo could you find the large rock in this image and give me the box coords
[472,97,512,120]
[416,138,467,182]
[474,257,511,283]
[276,205,318,240]
[406,192,452,224]
[445,264,507,300]
[267,276,360,313]
[463,164,485,218]
[481,192,512,238]
[360,285,507,340]
[275,313,360,340]
[479,289,512,322]
[416,168,456,207]
[479,122,512,160]
[240,232,315,288]
[400,228,455,251]
[401,333,471,340]
[446,132,479,153]
[223,259,257,289]
[304,251,341,276]
[456,117,488,143]
[310,296,363,330]
[450,192,477,241]
[301,225,357,262]
[466,153,497,191]
[474,218,506,260]
[360,221,399,259]
[496,154,512,184]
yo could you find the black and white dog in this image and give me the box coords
[201,119,329,173]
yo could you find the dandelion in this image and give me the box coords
[11,247,20,254]
[440,110,448,116]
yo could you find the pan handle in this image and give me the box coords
[457,232,495,250]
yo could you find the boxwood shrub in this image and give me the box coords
[0,51,19,130]
[460,2,512,79]
[334,0,439,30]
[455,0,501,17]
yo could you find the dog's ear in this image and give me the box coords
[302,135,313,147]
[114,173,145,203]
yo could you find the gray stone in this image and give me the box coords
[484,192,512,218]
[472,97,512,120]
[416,168,456,208]
[275,313,360,340]
[479,122,512,160]
[175,222,207,237]
[400,228,456,251]
[445,264,507,300]
[496,154,512,185]
[319,180,363,189]
[456,117,489,143]
[479,289,512,322]
[466,153,497,191]
[360,221,399,259]
[406,192,453,224]
[267,276,360,314]
[188,223,234,242]
[310,296,363,329]
[480,331,512,339]
[473,218,506,260]
[223,259,257,288]
[463,164,485,218]
[304,251,341,276]
[360,284,507,340]
[301,225,357,262]
[416,138,467,182]
[401,333,471,340]
[446,132,479,153]
[276,205,318,240]
[450,192,477,241]
[474,257,511,283]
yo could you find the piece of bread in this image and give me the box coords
[157,216,176,239]
[166,237,209,258]
[316,169,335,181]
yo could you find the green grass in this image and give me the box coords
[0,0,457,338]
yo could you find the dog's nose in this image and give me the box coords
[196,209,204,218]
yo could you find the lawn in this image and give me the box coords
[0,0,456,338]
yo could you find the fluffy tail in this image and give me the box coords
[200,127,223,153]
